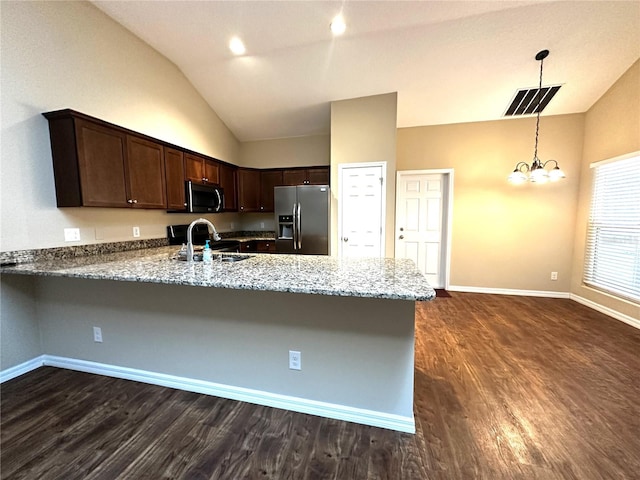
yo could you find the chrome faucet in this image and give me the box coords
[186,218,221,262]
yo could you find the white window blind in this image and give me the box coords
[584,155,640,302]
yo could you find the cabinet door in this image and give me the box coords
[282,169,307,186]
[240,241,256,253]
[219,163,237,211]
[204,159,219,184]
[237,168,261,212]
[165,147,186,210]
[255,240,276,253]
[307,167,330,185]
[126,136,167,208]
[185,153,205,183]
[75,119,128,207]
[260,170,283,212]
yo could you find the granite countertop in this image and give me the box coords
[0,246,435,301]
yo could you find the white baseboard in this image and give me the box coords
[447,285,571,298]
[0,355,46,383]
[571,294,640,330]
[447,285,638,330]
[1,355,415,434]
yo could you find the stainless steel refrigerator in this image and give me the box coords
[274,185,330,254]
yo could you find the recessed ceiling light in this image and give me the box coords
[229,37,246,55]
[330,15,346,36]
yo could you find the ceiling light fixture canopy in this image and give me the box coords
[508,50,565,185]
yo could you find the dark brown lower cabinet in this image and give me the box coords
[240,240,276,253]
[255,240,276,252]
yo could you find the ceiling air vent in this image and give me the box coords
[504,84,562,117]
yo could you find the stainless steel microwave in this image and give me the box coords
[185,181,224,213]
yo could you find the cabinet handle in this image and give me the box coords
[240,206,244,210]
[127,199,137,204]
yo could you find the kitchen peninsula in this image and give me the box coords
[1,246,435,433]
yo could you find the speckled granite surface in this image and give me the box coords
[0,246,435,301]
[0,238,169,265]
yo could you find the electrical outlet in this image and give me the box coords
[289,350,301,370]
[551,271,558,281]
[133,226,140,238]
[93,326,103,343]
[230,222,235,230]
[260,222,265,229]
[64,228,80,242]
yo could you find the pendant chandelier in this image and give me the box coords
[508,50,565,184]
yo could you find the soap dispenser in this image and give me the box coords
[202,240,213,263]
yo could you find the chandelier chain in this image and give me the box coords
[533,55,544,161]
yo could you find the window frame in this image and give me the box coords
[583,151,640,304]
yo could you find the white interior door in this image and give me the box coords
[339,163,385,258]
[395,171,450,288]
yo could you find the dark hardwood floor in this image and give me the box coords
[2,293,639,479]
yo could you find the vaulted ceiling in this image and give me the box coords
[92,1,640,142]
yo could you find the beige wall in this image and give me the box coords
[36,276,416,423]
[0,0,240,253]
[397,114,584,292]
[239,135,330,169]
[330,93,398,257]
[572,60,640,319]
[1,276,40,369]
[0,0,240,371]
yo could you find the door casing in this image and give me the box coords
[395,169,454,289]
[338,162,387,258]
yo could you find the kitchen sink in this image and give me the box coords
[171,252,253,263]
[217,254,253,263]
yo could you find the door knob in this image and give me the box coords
[399,235,404,239]
[342,237,349,242]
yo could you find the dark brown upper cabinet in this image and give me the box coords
[259,169,283,212]
[218,162,237,211]
[72,118,128,207]
[43,110,167,209]
[44,109,331,213]
[185,153,219,185]
[237,168,261,212]
[282,167,330,186]
[125,136,167,208]
[165,147,186,210]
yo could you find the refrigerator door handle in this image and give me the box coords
[292,203,297,250]
[297,202,302,250]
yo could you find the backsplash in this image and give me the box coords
[0,232,276,265]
